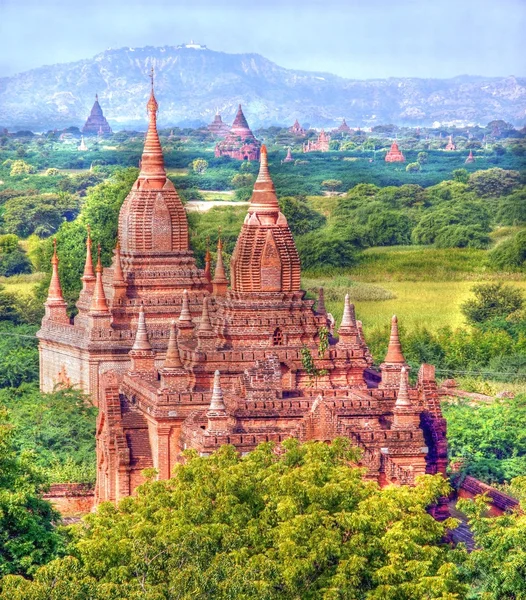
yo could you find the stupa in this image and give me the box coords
[283,147,294,163]
[335,119,352,134]
[39,81,448,506]
[445,135,456,151]
[82,94,112,136]
[289,119,306,136]
[385,141,405,163]
[465,150,475,163]
[214,105,261,160]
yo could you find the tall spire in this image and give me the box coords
[204,245,212,285]
[132,305,152,351]
[44,239,69,324]
[199,296,213,332]
[208,370,227,416]
[340,294,356,329]
[82,225,95,284]
[213,237,228,296]
[138,66,166,186]
[164,320,183,369]
[338,293,359,345]
[90,245,109,313]
[395,367,411,408]
[178,289,195,336]
[248,145,280,214]
[385,315,405,364]
[112,242,125,286]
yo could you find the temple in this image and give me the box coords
[82,94,112,136]
[214,105,261,160]
[303,130,330,152]
[445,135,456,151]
[39,85,448,505]
[335,119,352,134]
[283,147,294,163]
[465,150,474,163]
[385,141,405,163]
[207,111,230,137]
[289,119,306,136]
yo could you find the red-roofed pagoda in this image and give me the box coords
[38,80,447,505]
[385,141,405,163]
[214,105,261,160]
[82,94,112,136]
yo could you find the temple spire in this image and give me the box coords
[82,225,95,284]
[248,145,280,214]
[132,305,152,351]
[208,370,226,416]
[395,367,411,408]
[212,237,228,296]
[164,320,183,369]
[138,67,166,185]
[199,296,213,332]
[178,289,195,336]
[44,239,69,324]
[90,245,109,313]
[385,315,405,364]
[340,294,356,329]
[204,245,212,285]
[113,242,125,286]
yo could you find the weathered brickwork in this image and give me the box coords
[39,84,448,506]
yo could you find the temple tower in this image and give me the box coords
[82,94,112,136]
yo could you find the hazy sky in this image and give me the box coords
[0,0,524,79]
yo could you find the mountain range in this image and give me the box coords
[0,45,525,131]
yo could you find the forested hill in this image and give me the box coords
[0,45,525,130]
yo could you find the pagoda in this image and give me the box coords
[335,118,352,134]
[82,94,112,136]
[77,136,88,151]
[385,141,405,163]
[283,147,294,163]
[303,130,330,153]
[214,105,261,161]
[207,111,230,137]
[289,119,306,136]
[465,150,475,163]
[445,135,456,151]
[39,82,448,505]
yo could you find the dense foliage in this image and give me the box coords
[0,407,63,577]
[0,439,466,599]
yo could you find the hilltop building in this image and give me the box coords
[385,141,405,163]
[207,111,230,137]
[445,135,456,151]
[38,84,448,505]
[214,105,261,160]
[82,95,112,136]
[289,119,306,136]
[303,130,330,152]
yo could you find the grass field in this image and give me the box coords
[0,273,45,295]
[198,190,236,201]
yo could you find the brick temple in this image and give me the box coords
[82,94,112,136]
[385,141,405,163]
[445,135,456,151]
[303,129,330,152]
[335,119,352,134]
[207,111,230,137]
[214,104,261,160]
[289,119,306,136]
[39,85,447,505]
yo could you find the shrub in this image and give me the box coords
[461,282,524,325]
[405,162,421,172]
[489,229,526,271]
[296,226,363,271]
[496,188,526,225]
[434,224,490,249]
[0,249,32,276]
[279,196,326,236]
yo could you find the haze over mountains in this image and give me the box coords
[0,45,524,131]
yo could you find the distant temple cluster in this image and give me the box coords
[39,82,448,506]
[303,129,330,152]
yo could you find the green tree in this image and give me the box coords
[489,229,526,271]
[191,158,208,174]
[278,196,326,236]
[321,179,343,193]
[0,323,39,387]
[405,162,421,173]
[0,440,466,599]
[9,160,36,176]
[496,187,526,225]
[468,168,521,198]
[461,283,523,325]
[231,173,255,189]
[452,169,469,184]
[417,151,428,164]
[0,407,63,577]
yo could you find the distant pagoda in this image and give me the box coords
[335,118,352,134]
[385,141,405,163]
[214,105,261,160]
[444,135,456,151]
[82,94,112,136]
[77,136,88,151]
[465,149,475,163]
[303,130,330,153]
[283,147,294,163]
[207,111,230,137]
[289,119,306,136]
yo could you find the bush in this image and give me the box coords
[405,162,421,172]
[0,323,39,387]
[461,282,524,325]
[296,226,363,271]
[489,229,526,271]
[0,249,32,276]
[496,188,526,225]
[434,224,490,249]
[279,196,326,236]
